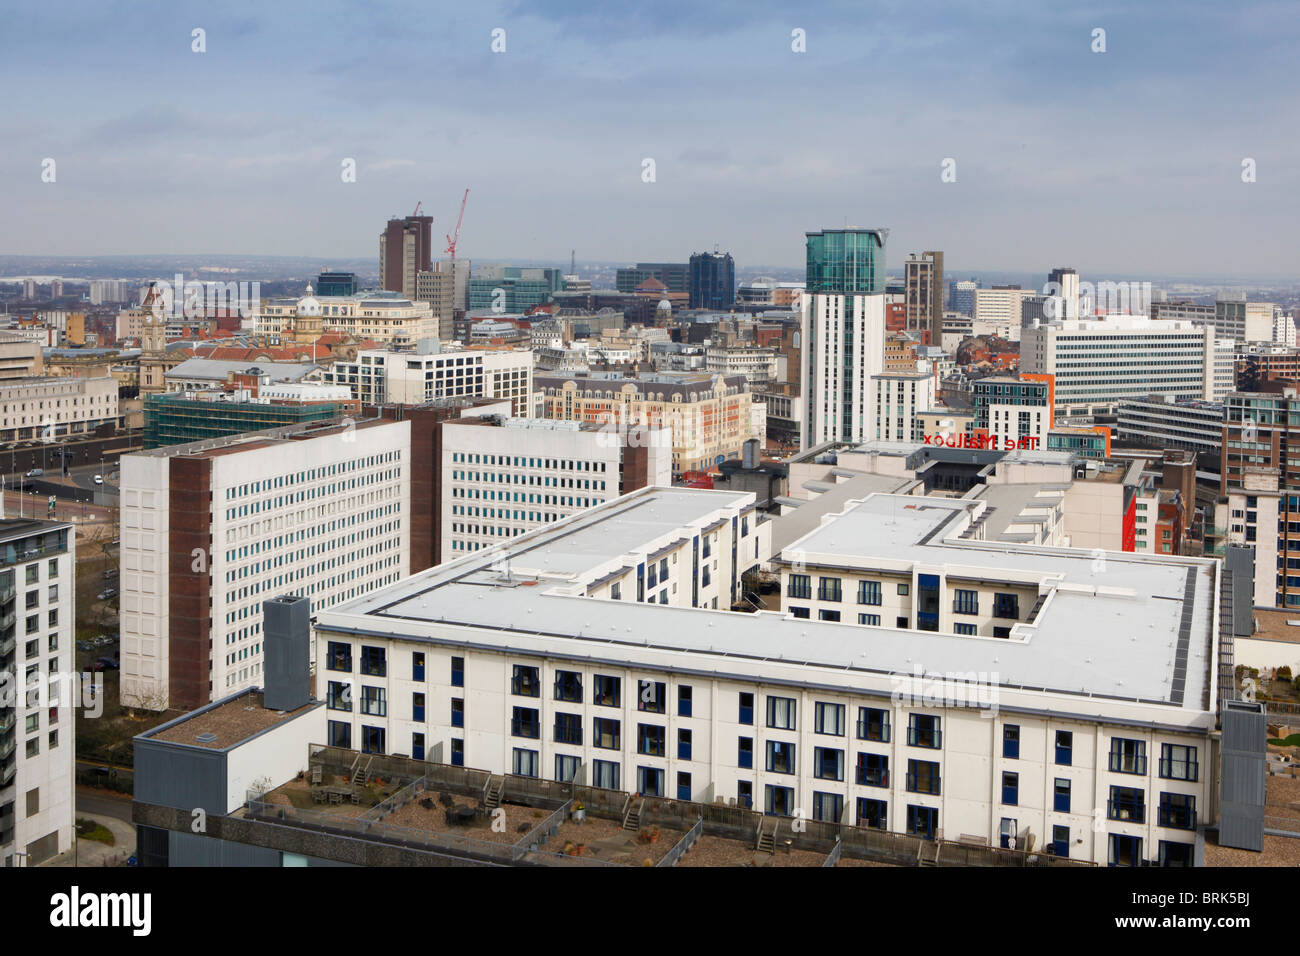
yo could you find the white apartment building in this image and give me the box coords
[323,344,534,417]
[118,418,411,711]
[0,375,118,442]
[871,371,935,442]
[1213,339,1236,400]
[311,486,1218,866]
[800,292,885,448]
[705,346,778,385]
[0,520,76,867]
[1021,316,1215,417]
[1272,308,1296,348]
[440,417,671,556]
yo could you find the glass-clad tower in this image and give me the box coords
[800,229,888,449]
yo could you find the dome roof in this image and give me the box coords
[297,282,322,317]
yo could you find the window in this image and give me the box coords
[815,702,845,736]
[511,707,540,738]
[1158,793,1196,830]
[897,582,910,596]
[993,817,1020,851]
[593,759,620,791]
[451,655,464,687]
[1158,840,1193,867]
[953,622,977,635]
[637,724,666,757]
[858,580,882,605]
[412,732,425,761]
[678,685,692,717]
[362,725,385,755]
[512,748,539,778]
[1159,744,1198,781]
[26,737,39,757]
[593,674,620,707]
[360,686,386,717]
[327,720,351,749]
[1109,738,1146,775]
[738,692,754,725]
[818,609,840,622]
[26,787,39,817]
[637,766,664,797]
[1108,786,1145,823]
[1002,771,1019,806]
[359,646,386,677]
[512,665,540,697]
[326,681,351,712]
[857,752,889,787]
[818,576,842,602]
[812,791,843,823]
[858,798,887,830]
[637,680,666,713]
[554,670,582,703]
[858,706,890,742]
[1108,834,1143,867]
[766,740,796,774]
[412,692,425,722]
[907,713,941,749]
[451,697,464,728]
[1055,730,1073,765]
[765,785,794,816]
[678,729,692,760]
[993,593,1019,619]
[953,589,978,615]
[906,805,938,839]
[906,760,941,795]
[787,574,810,599]
[554,713,583,746]
[1054,778,1071,813]
[1003,725,1019,759]
[326,641,352,672]
[555,754,581,783]
[766,696,796,730]
[593,717,620,749]
[814,747,844,781]
[859,613,881,626]
[992,626,1012,639]
[738,736,753,769]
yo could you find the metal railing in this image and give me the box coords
[362,775,427,822]
[658,818,704,867]
[822,835,843,867]
[515,799,571,853]
[246,798,521,864]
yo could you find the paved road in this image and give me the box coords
[75,788,134,824]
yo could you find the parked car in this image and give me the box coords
[93,475,104,485]
[103,568,117,578]
[95,657,119,671]
[25,468,42,478]
[76,640,92,651]
[96,588,117,601]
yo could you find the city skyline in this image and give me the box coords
[1,1,1297,276]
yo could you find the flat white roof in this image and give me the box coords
[315,487,1218,729]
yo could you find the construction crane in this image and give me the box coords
[445,189,469,260]
[411,200,423,217]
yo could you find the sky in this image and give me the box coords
[1,0,1297,276]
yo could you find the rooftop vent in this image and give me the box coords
[195,732,217,744]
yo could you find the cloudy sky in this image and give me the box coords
[2,0,1297,275]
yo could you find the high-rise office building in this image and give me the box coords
[949,278,978,317]
[800,228,888,449]
[615,263,689,295]
[414,270,455,340]
[1046,267,1080,320]
[689,252,736,310]
[904,251,943,346]
[119,417,411,710]
[380,214,435,300]
[435,258,471,313]
[316,272,358,297]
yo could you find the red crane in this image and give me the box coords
[411,200,422,217]
[445,189,469,259]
